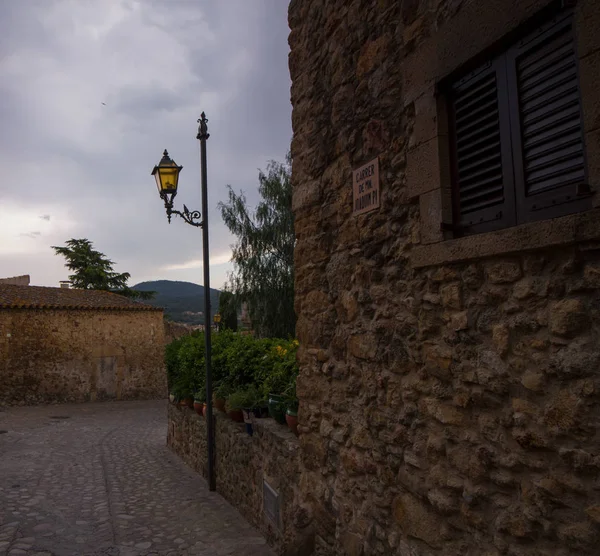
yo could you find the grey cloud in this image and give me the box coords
[111,86,191,118]
[1,0,56,51]
[0,0,292,288]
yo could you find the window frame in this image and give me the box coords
[445,8,591,238]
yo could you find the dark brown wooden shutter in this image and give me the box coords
[507,11,591,223]
[448,59,516,235]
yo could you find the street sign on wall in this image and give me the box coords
[353,157,380,216]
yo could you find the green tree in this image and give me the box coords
[218,289,238,332]
[51,238,154,300]
[218,154,295,338]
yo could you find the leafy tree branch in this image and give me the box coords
[218,154,295,338]
[51,238,155,300]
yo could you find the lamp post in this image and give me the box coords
[213,312,221,331]
[151,112,216,492]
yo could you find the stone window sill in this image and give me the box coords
[410,208,600,268]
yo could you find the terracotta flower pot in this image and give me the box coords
[193,401,204,416]
[214,398,226,412]
[286,410,298,436]
[202,403,208,417]
[228,409,244,423]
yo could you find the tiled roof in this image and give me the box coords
[0,284,163,311]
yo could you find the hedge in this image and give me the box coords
[165,330,298,407]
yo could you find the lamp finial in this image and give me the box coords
[197,112,210,141]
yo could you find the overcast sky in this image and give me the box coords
[0,0,292,289]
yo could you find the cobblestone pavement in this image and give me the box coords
[0,401,273,556]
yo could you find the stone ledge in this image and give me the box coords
[411,208,600,268]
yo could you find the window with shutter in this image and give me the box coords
[448,60,515,235]
[507,12,591,223]
[445,9,590,237]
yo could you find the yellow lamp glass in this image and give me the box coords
[151,150,182,196]
[157,166,179,193]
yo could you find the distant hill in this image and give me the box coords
[133,280,220,325]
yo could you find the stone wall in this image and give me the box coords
[167,404,313,556]
[0,275,30,286]
[163,319,195,344]
[289,0,600,554]
[0,309,166,406]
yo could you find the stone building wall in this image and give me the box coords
[0,309,166,405]
[167,404,313,556]
[0,275,30,286]
[163,319,195,344]
[289,0,600,554]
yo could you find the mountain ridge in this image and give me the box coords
[133,279,220,325]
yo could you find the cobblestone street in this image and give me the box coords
[0,401,273,556]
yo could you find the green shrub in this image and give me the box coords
[217,334,278,392]
[257,339,299,399]
[213,380,235,400]
[174,332,204,397]
[164,332,299,407]
[225,385,263,411]
[194,390,206,403]
[165,335,186,390]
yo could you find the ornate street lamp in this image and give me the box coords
[151,150,183,223]
[151,112,215,491]
[213,312,221,330]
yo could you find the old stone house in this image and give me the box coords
[289,0,600,554]
[0,284,166,406]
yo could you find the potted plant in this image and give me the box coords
[225,388,249,424]
[170,385,185,408]
[268,394,287,425]
[213,382,229,412]
[264,340,299,425]
[240,386,262,421]
[239,385,266,435]
[249,388,269,420]
[193,391,205,416]
[171,381,193,409]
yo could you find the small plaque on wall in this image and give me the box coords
[353,157,380,216]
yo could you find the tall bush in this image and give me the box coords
[165,332,298,403]
[257,339,299,399]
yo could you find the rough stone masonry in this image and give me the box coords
[0,285,166,406]
[288,0,600,554]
